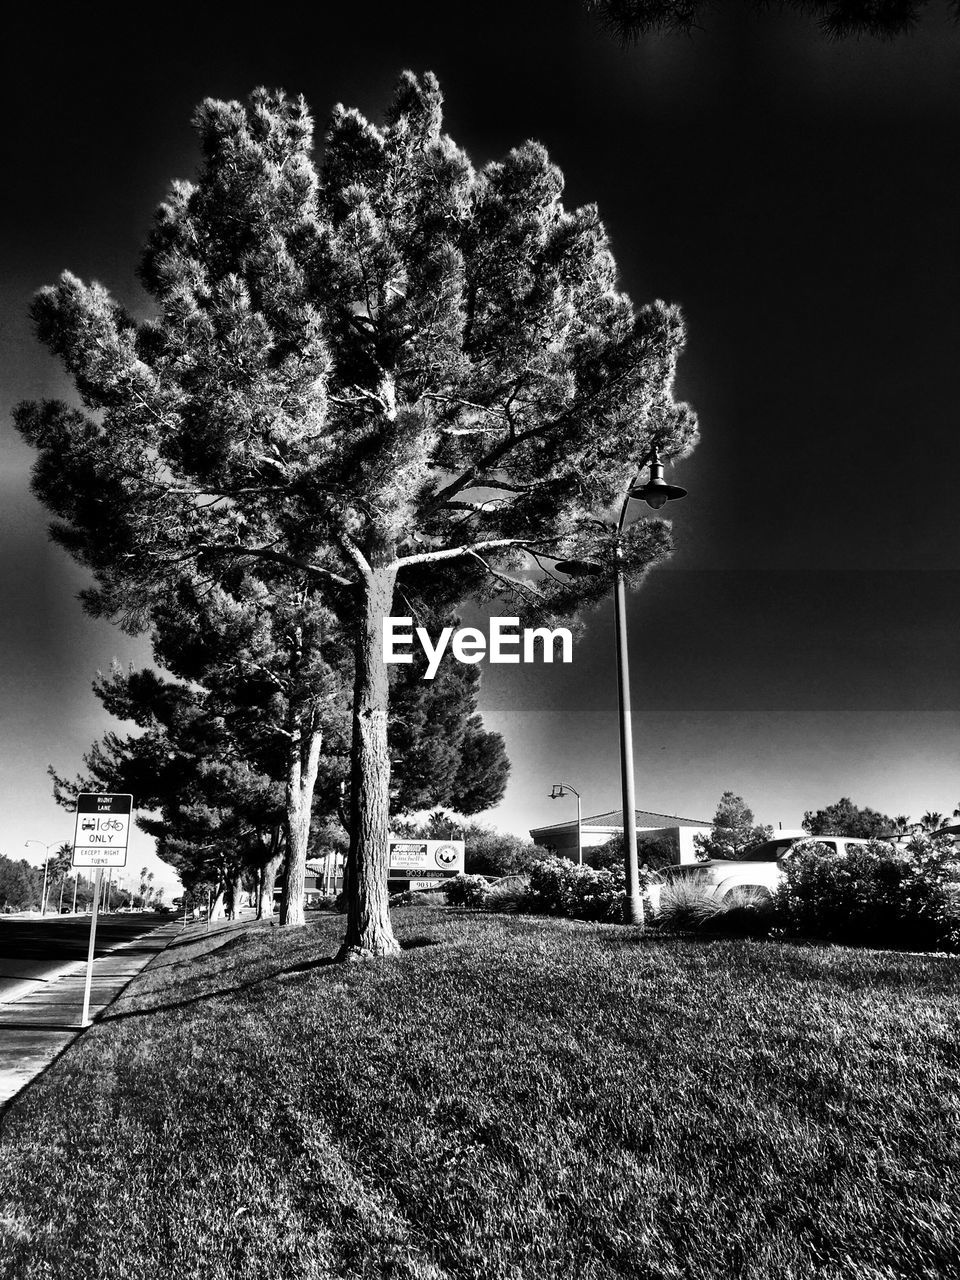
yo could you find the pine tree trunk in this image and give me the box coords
[229,868,244,919]
[257,830,284,918]
[280,719,322,928]
[338,564,400,960]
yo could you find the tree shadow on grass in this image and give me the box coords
[100,938,445,1024]
[99,953,341,1025]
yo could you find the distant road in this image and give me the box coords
[0,912,175,998]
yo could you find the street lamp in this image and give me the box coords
[616,446,686,924]
[24,840,57,916]
[556,444,687,926]
[550,783,583,864]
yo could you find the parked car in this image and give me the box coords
[653,836,891,905]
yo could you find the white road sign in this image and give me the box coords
[72,793,132,868]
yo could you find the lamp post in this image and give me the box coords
[24,840,57,916]
[550,783,583,865]
[557,444,687,926]
[616,447,687,924]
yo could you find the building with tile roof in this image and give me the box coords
[529,808,712,865]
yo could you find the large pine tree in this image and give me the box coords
[16,72,696,956]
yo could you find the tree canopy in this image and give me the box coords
[585,0,959,42]
[802,797,894,838]
[17,72,695,955]
[695,791,772,861]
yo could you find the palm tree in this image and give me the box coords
[138,866,152,910]
[51,842,73,913]
[921,811,945,833]
[891,815,913,841]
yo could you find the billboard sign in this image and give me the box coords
[387,839,465,878]
[72,793,133,868]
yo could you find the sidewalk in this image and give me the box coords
[0,918,194,1109]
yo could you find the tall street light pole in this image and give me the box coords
[24,840,56,916]
[616,446,687,925]
[558,445,687,927]
[550,783,583,864]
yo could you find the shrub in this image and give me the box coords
[305,894,338,912]
[524,857,633,923]
[462,827,550,877]
[483,875,530,914]
[444,874,491,909]
[776,836,960,951]
[702,886,776,937]
[653,878,722,931]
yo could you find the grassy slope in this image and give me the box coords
[1,907,958,1280]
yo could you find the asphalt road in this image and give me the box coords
[0,912,176,997]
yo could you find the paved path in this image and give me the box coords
[0,915,190,1109]
[0,912,177,1003]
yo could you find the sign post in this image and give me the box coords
[80,868,103,1028]
[72,793,132,1028]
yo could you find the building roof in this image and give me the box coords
[530,808,711,836]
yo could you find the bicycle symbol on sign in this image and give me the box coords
[99,818,124,832]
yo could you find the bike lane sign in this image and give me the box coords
[72,793,133,868]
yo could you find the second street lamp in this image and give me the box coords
[24,839,56,916]
[550,783,582,865]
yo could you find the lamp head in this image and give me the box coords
[550,785,565,800]
[629,447,687,510]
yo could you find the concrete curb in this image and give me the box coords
[0,919,189,1112]
[0,962,87,1007]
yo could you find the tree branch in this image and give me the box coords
[189,543,356,588]
[395,535,564,571]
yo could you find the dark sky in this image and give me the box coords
[2,1,959,884]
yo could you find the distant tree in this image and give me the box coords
[802,797,893,838]
[0,856,42,912]
[920,811,947,833]
[16,74,695,957]
[695,792,773,861]
[461,826,547,877]
[585,0,959,43]
[50,662,292,920]
[890,814,914,840]
[53,621,508,919]
[387,636,510,817]
[49,843,74,912]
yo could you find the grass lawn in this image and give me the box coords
[1,905,958,1279]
